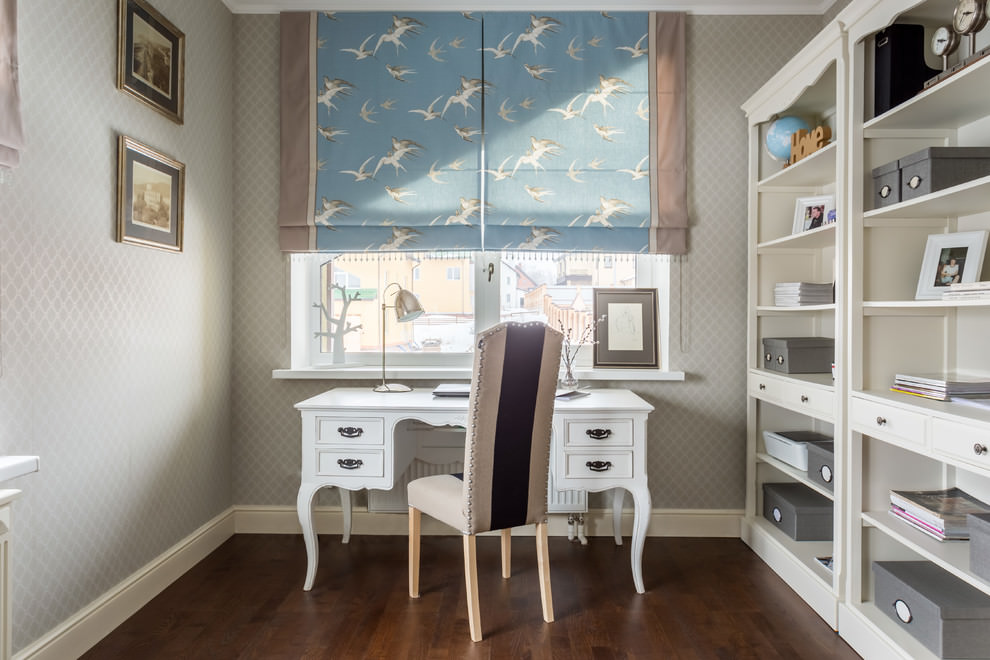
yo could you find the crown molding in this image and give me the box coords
[221,0,836,16]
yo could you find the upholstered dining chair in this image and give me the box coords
[407,321,563,642]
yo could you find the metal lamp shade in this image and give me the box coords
[394,289,424,323]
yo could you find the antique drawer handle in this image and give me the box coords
[974,444,988,456]
[337,426,364,438]
[586,428,612,440]
[586,460,612,472]
[908,175,922,190]
[879,184,891,199]
[876,416,887,426]
[759,383,766,391]
[337,458,364,470]
[800,395,809,403]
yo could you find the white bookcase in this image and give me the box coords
[746,1,990,658]
[742,21,847,630]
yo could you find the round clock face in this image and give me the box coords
[953,0,989,34]
[932,25,960,56]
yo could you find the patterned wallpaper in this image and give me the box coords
[0,0,233,651]
[231,11,823,511]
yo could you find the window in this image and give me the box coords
[290,251,670,371]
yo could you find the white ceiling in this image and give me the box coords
[221,0,837,15]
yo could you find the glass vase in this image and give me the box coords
[560,363,579,389]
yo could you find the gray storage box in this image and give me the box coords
[872,159,901,208]
[762,337,834,374]
[900,147,990,203]
[762,482,833,541]
[806,441,835,492]
[969,513,990,583]
[873,560,990,658]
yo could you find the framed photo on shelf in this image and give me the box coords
[915,230,989,300]
[792,195,835,234]
[116,135,185,252]
[592,288,659,368]
[117,0,184,124]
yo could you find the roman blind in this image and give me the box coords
[278,11,687,255]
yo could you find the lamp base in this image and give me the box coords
[373,382,413,393]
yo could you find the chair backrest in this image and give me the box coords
[461,321,563,534]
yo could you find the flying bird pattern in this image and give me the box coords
[313,11,651,252]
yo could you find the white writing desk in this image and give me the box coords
[295,388,654,592]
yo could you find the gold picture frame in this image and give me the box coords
[116,0,184,124]
[116,136,184,252]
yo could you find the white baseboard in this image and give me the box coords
[233,505,744,538]
[16,510,236,660]
[17,506,742,660]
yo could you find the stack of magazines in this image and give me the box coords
[889,487,990,541]
[942,281,990,301]
[773,282,834,307]
[890,372,990,401]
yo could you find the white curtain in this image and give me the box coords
[0,0,24,169]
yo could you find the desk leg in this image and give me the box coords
[611,488,624,546]
[297,483,321,591]
[629,486,651,594]
[340,487,352,544]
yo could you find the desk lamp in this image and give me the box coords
[374,282,424,392]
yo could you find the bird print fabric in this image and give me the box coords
[312,11,650,253]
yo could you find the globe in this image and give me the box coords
[765,116,810,162]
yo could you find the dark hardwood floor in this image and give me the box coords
[81,533,860,659]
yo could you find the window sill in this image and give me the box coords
[272,365,685,382]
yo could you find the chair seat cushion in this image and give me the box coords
[408,474,468,534]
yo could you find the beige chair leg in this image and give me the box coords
[408,506,421,598]
[463,534,482,642]
[500,528,511,578]
[535,521,554,623]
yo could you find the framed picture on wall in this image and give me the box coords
[592,288,659,368]
[915,230,989,300]
[117,0,184,124]
[792,195,835,234]
[116,135,185,252]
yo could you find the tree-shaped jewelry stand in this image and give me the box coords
[314,283,363,364]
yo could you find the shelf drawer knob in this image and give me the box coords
[759,383,766,391]
[586,428,612,440]
[907,174,922,190]
[975,444,988,456]
[337,426,364,438]
[800,395,809,403]
[893,599,913,624]
[876,416,887,426]
[879,184,892,199]
[337,458,363,470]
[776,355,784,365]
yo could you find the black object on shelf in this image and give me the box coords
[874,24,939,117]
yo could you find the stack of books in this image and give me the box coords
[773,282,834,307]
[889,487,990,541]
[942,281,990,301]
[890,372,990,401]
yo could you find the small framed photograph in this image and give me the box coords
[117,0,184,124]
[117,135,185,252]
[915,230,989,300]
[592,288,659,368]
[792,195,836,234]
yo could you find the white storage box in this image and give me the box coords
[762,430,832,471]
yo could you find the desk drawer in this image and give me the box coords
[932,418,990,474]
[316,449,385,477]
[316,417,385,446]
[565,419,633,447]
[564,451,633,479]
[850,397,927,448]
